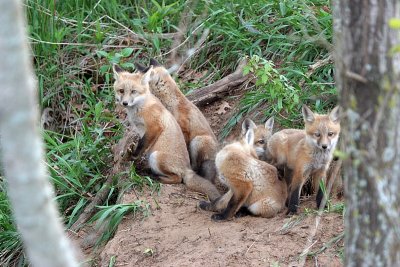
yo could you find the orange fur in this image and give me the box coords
[112,65,220,201]
[136,60,218,182]
[199,121,287,221]
[241,117,274,160]
[266,105,340,214]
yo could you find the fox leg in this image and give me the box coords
[183,170,221,201]
[313,168,328,209]
[287,169,305,215]
[148,151,182,184]
[212,180,252,221]
[199,189,233,212]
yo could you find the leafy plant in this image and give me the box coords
[97,48,136,84]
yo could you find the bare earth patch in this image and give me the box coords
[99,185,343,267]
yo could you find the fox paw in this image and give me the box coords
[211,213,226,221]
[286,209,298,216]
[234,207,252,218]
[199,201,211,210]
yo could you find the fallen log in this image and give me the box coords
[186,59,251,106]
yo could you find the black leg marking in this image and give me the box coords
[133,135,146,157]
[235,206,252,218]
[287,186,300,215]
[199,200,212,210]
[211,195,238,221]
[283,166,293,186]
[316,187,324,209]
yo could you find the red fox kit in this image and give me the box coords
[241,117,274,160]
[135,59,218,183]
[266,105,340,214]
[199,119,287,221]
[112,64,221,201]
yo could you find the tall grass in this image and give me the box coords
[0,0,336,265]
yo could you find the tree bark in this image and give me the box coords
[0,2,78,267]
[333,1,400,266]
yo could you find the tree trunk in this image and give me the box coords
[333,1,400,266]
[0,2,78,267]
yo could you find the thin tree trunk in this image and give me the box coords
[0,2,78,267]
[333,0,400,265]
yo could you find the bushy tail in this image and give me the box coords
[183,169,221,201]
[198,159,217,183]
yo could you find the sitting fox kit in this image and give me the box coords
[199,119,287,221]
[242,117,274,160]
[112,64,220,201]
[134,59,219,183]
[266,105,340,214]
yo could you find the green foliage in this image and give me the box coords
[0,181,25,266]
[96,48,136,84]
[90,201,150,245]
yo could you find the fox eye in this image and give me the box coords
[328,132,334,137]
[131,89,136,93]
[119,89,124,94]
[257,140,265,144]
[314,132,321,137]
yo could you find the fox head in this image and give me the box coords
[302,105,340,152]
[241,117,274,158]
[112,64,153,108]
[240,119,261,159]
[134,58,169,84]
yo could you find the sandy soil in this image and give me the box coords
[99,184,343,267]
[96,91,344,267]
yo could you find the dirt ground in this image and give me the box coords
[94,94,344,267]
[99,185,344,267]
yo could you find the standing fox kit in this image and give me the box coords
[266,105,340,214]
[112,64,220,201]
[241,117,274,160]
[199,119,287,221]
[135,59,218,183]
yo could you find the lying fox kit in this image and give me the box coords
[266,105,340,214]
[112,64,220,201]
[241,117,274,160]
[199,119,287,221]
[135,59,218,183]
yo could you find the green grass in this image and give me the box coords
[0,0,339,265]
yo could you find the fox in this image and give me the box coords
[265,105,340,214]
[134,59,219,183]
[241,117,274,160]
[112,64,221,201]
[199,119,287,221]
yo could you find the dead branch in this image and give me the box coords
[186,59,250,106]
[299,54,333,87]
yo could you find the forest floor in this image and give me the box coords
[91,96,344,267]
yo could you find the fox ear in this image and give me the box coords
[141,66,153,85]
[245,128,255,145]
[149,58,161,67]
[242,118,257,136]
[302,105,315,123]
[264,117,274,131]
[329,106,340,123]
[134,62,149,73]
[112,64,124,79]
